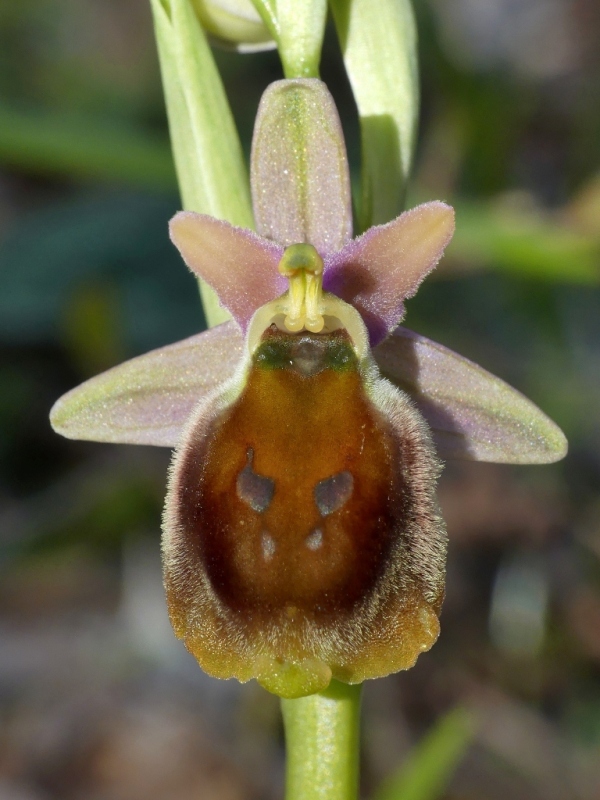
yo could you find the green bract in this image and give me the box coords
[149,0,254,326]
[330,0,419,230]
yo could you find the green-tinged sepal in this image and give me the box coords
[251,79,353,256]
[330,0,419,230]
[149,0,254,326]
[191,0,275,51]
[374,328,568,464]
[251,0,327,78]
[49,323,243,446]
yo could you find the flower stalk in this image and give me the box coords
[282,681,362,800]
[251,0,327,78]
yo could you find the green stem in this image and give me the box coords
[251,0,327,79]
[281,680,362,800]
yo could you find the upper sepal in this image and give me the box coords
[374,327,568,464]
[251,79,353,256]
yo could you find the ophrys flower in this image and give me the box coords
[50,79,567,698]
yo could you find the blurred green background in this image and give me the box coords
[0,1,599,799]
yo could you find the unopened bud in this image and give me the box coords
[191,0,275,51]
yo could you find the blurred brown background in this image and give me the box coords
[0,1,599,798]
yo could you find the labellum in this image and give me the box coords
[164,243,445,697]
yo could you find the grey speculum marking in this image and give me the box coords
[305,528,323,550]
[314,471,354,516]
[261,532,276,559]
[290,340,327,377]
[236,448,275,513]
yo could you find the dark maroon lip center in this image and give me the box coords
[175,327,408,623]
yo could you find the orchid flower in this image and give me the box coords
[50,79,566,699]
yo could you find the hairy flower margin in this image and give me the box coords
[50,79,567,699]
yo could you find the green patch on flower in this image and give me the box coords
[257,657,333,699]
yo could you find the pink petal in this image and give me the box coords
[373,327,568,464]
[50,322,243,447]
[170,212,285,330]
[324,202,455,345]
[251,79,353,256]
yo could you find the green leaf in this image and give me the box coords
[330,0,419,230]
[251,0,328,78]
[372,707,475,800]
[449,201,600,284]
[150,0,254,326]
[0,104,176,190]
